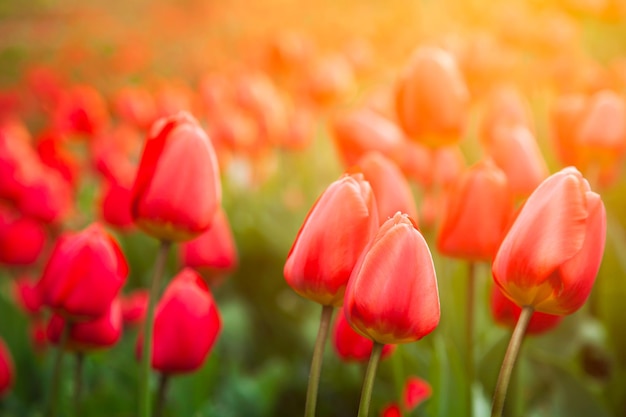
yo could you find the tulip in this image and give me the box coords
[379,375,432,417]
[47,298,123,351]
[0,205,47,266]
[13,275,44,316]
[121,290,149,327]
[332,307,395,362]
[351,152,418,226]
[345,212,439,344]
[100,162,135,230]
[0,338,13,398]
[437,159,514,262]
[490,167,606,417]
[37,222,129,321]
[180,207,238,286]
[131,111,222,242]
[395,46,469,147]
[480,85,534,148]
[52,84,109,137]
[492,167,606,315]
[490,285,563,335]
[136,268,221,374]
[284,173,379,307]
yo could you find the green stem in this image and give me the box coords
[491,305,533,417]
[154,373,170,417]
[139,240,172,417]
[73,353,84,417]
[466,261,476,417]
[45,321,70,417]
[357,342,384,417]
[304,305,334,417]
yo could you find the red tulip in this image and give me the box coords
[137,268,221,374]
[351,152,418,226]
[380,404,402,417]
[0,338,13,397]
[131,111,222,242]
[437,159,515,261]
[403,376,432,409]
[52,84,109,137]
[180,208,238,285]
[345,212,440,344]
[121,290,149,327]
[332,307,396,362]
[47,298,123,351]
[112,86,157,129]
[38,223,129,321]
[395,46,469,147]
[284,173,379,306]
[485,124,549,199]
[0,205,47,266]
[492,167,606,315]
[100,162,136,230]
[490,285,563,335]
[13,275,44,316]
[330,108,405,168]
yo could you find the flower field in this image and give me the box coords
[1,0,626,416]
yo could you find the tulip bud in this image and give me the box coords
[345,212,440,344]
[38,223,129,321]
[332,307,395,362]
[131,111,222,242]
[137,268,221,374]
[437,159,515,261]
[121,289,149,327]
[284,173,379,306]
[47,298,123,351]
[0,205,47,266]
[395,46,469,147]
[180,208,238,287]
[492,167,606,315]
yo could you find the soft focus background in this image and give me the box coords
[1,0,626,416]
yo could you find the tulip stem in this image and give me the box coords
[491,305,533,417]
[466,261,476,417]
[154,373,170,417]
[45,322,70,417]
[139,240,172,417]
[304,305,334,417]
[357,342,384,417]
[73,353,84,417]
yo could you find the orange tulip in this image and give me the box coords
[437,160,514,262]
[284,173,379,306]
[344,212,439,344]
[395,46,469,147]
[131,111,222,242]
[351,152,418,226]
[492,167,606,315]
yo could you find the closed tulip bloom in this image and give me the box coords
[492,167,606,315]
[486,124,549,198]
[139,268,221,374]
[351,152,418,226]
[395,46,469,147]
[332,307,396,362]
[120,289,149,327]
[13,275,44,316]
[345,212,440,344]
[0,206,47,266]
[38,223,129,321]
[437,160,514,261]
[47,298,123,351]
[100,162,135,230]
[490,285,563,335]
[0,338,13,397]
[284,173,379,306]
[131,111,222,242]
[180,208,238,285]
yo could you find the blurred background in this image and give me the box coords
[1,0,626,416]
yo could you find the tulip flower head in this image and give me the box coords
[38,223,129,321]
[131,111,222,242]
[137,268,221,374]
[284,173,379,306]
[492,167,606,315]
[344,212,440,344]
